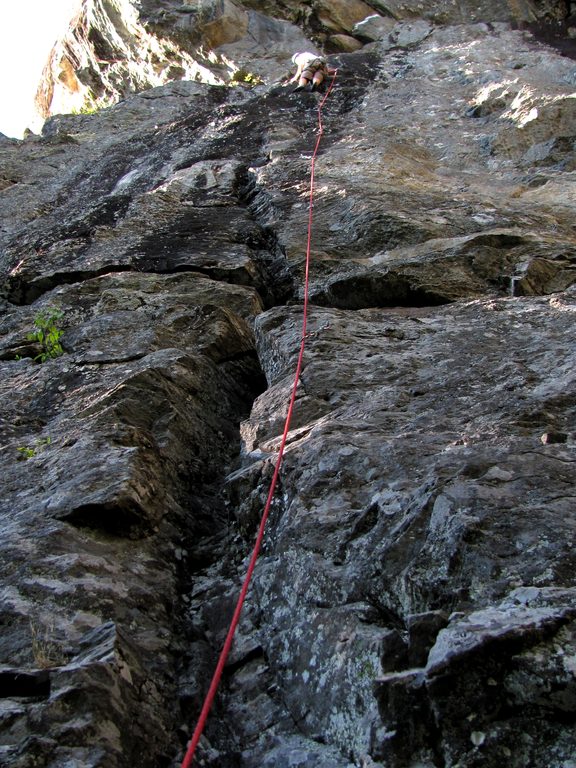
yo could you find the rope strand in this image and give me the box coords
[180,69,338,768]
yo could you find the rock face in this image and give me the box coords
[35,0,576,120]
[1,1,576,767]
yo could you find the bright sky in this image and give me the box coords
[0,0,81,138]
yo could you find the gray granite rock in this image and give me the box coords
[0,2,575,767]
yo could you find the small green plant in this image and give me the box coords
[71,89,115,115]
[16,437,52,461]
[17,445,36,459]
[71,103,97,115]
[27,307,64,362]
[230,68,263,86]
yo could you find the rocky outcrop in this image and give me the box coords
[34,0,576,121]
[1,1,576,767]
[34,0,315,119]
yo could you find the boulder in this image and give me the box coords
[353,14,397,42]
[197,0,249,48]
[313,0,376,33]
[327,34,365,52]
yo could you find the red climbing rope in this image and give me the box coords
[180,69,338,768]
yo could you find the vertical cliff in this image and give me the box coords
[1,2,576,767]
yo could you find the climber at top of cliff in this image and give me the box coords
[289,51,332,92]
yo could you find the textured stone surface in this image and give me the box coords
[367,0,568,23]
[353,15,398,42]
[31,0,576,128]
[313,0,375,33]
[1,1,576,767]
[35,0,316,123]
